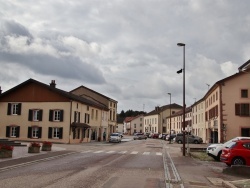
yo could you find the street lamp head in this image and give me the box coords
[177,43,185,47]
[168,93,171,95]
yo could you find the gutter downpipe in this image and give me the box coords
[69,100,73,144]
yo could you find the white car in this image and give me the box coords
[206,137,250,161]
[109,133,122,143]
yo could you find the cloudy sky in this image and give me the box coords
[0,0,249,113]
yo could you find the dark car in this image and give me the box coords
[151,133,159,139]
[175,133,203,144]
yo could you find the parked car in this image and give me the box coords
[175,133,203,144]
[151,133,159,139]
[144,132,150,138]
[109,133,122,143]
[133,133,147,140]
[220,139,250,166]
[206,137,250,161]
[159,134,167,139]
[165,134,176,141]
[116,132,123,138]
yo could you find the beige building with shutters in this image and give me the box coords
[0,79,109,144]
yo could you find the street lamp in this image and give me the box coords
[177,42,186,156]
[168,93,171,144]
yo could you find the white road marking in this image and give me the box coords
[94,150,104,153]
[156,152,162,156]
[106,151,115,153]
[81,150,92,153]
[118,151,127,154]
[131,151,138,154]
[143,152,150,155]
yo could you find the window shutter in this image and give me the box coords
[6,126,10,137]
[78,112,80,123]
[7,103,11,115]
[28,127,32,138]
[39,110,43,121]
[17,103,22,115]
[59,127,63,139]
[60,110,64,122]
[74,111,77,122]
[48,127,52,138]
[235,104,240,115]
[16,126,20,137]
[38,127,42,138]
[49,110,53,121]
[28,110,33,121]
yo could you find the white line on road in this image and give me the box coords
[81,150,92,153]
[94,150,104,153]
[131,151,138,154]
[106,151,115,153]
[156,152,162,156]
[143,152,150,155]
[118,151,127,154]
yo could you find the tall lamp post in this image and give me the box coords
[168,93,171,144]
[177,42,186,156]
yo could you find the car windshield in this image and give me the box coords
[225,141,237,148]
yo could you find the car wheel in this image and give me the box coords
[178,140,182,144]
[194,140,198,144]
[232,157,245,165]
[216,151,222,161]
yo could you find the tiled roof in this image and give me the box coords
[0,78,109,111]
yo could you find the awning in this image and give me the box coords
[71,122,91,128]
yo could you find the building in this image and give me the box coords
[191,99,206,142]
[130,114,144,134]
[70,85,118,137]
[0,79,109,144]
[204,67,250,143]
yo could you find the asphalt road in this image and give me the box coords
[0,138,247,188]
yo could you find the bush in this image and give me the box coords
[29,142,41,147]
[42,141,52,146]
[0,144,14,151]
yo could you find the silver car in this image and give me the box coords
[109,133,122,143]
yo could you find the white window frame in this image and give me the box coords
[32,127,39,138]
[53,127,60,138]
[10,127,17,137]
[33,110,40,121]
[54,110,61,121]
[12,104,18,115]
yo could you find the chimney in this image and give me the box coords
[50,80,56,88]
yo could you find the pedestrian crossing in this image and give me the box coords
[80,150,162,156]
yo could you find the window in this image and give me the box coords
[235,103,250,116]
[74,111,80,122]
[91,109,94,119]
[48,127,63,139]
[49,110,64,122]
[87,106,89,111]
[6,126,20,137]
[28,126,42,138]
[96,110,98,120]
[7,103,22,115]
[28,109,43,121]
[241,89,248,98]
[134,124,136,128]
[85,113,90,124]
